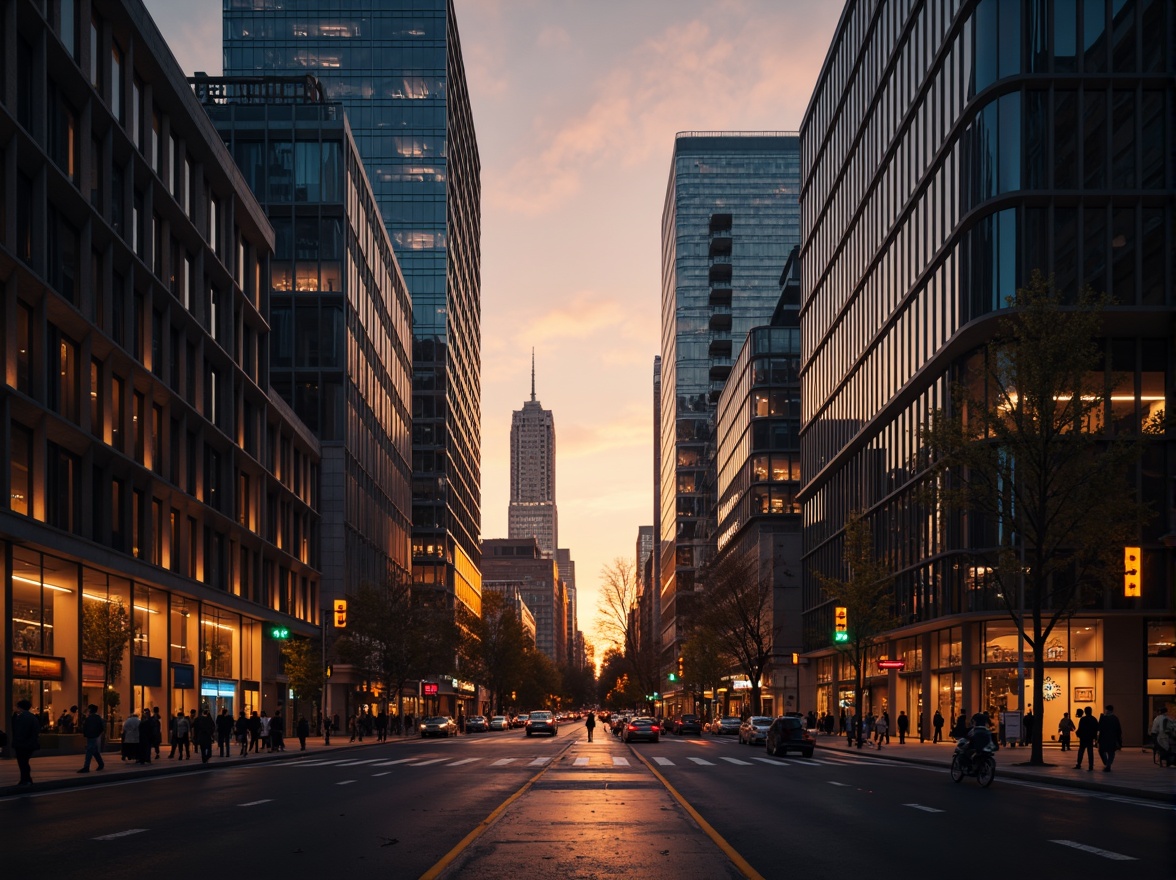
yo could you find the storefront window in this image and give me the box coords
[984,621,1032,663]
[936,628,962,668]
[201,605,238,680]
[1068,621,1100,661]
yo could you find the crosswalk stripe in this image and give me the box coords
[573,757,590,766]
[372,758,416,767]
[528,757,550,766]
[446,758,479,766]
[653,757,674,766]
[337,780,355,785]
[720,757,752,765]
[752,757,790,766]
[490,758,515,766]
[612,757,630,766]
[688,757,715,765]
[295,759,349,766]
[371,772,391,777]
[406,758,447,767]
[335,759,381,767]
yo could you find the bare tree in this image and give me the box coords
[595,557,659,701]
[458,590,530,715]
[922,274,1154,764]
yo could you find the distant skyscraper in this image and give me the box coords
[482,539,567,665]
[224,0,483,617]
[509,354,557,558]
[659,133,801,709]
[556,548,577,666]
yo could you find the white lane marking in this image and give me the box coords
[335,759,382,767]
[94,829,147,840]
[828,781,850,786]
[528,757,551,766]
[371,772,391,777]
[1102,796,1176,812]
[406,758,447,767]
[238,799,273,807]
[490,758,516,766]
[295,759,350,766]
[1050,840,1137,861]
[573,757,590,767]
[688,757,715,766]
[372,758,416,767]
[653,757,674,766]
[752,757,790,766]
[446,758,479,766]
[336,780,356,785]
[904,804,945,813]
[720,757,752,766]
[809,759,839,765]
[612,757,630,766]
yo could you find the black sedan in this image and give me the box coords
[622,717,661,743]
[765,714,816,757]
[464,715,488,733]
[673,714,703,735]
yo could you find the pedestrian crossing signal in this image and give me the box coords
[333,599,347,628]
[1124,547,1141,597]
[268,624,290,640]
[834,606,848,642]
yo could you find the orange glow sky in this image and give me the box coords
[143,0,842,660]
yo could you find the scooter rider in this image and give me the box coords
[961,713,994,771]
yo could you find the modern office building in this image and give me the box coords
[658,132,801,706]
[224,0,483,618]
[194,75,415,719]
[711,251,804,717]
[556,547,578,667]
[481,538,566,666]
[1,0,320,737]
[481,581,537,649]
[509,356,557,558]
[799,0,1173,743]
[650,355,662,676]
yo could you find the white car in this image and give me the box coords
[489,715,509,731]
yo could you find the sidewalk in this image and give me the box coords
[814,734,1176,802]
[0,732,408,796]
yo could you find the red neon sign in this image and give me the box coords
[877,659,906,670]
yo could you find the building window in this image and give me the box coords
[46,442,81,533]
[89,15,101,89]
[133,391,145,464]
[9,424,33,515]
[90,358,103,439]
[49,329,81,423]
[110,43,124,123]
[132,488,143,558]
[16,301,33,394]
[111,375,124,451]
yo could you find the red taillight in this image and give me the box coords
[627,724,637,731]
[651,725,660,733]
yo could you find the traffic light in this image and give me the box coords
[791,652,800,665]
[326,664,333,678]
[1124,547,1141,597]
[333,598,347,628]
[834,606,848,643]
[668,672,678,682]
[268,623,290,639]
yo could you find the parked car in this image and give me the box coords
[512,713,530,729]
[526,710,558,736]
[623,717,661,743]
[711,716,743,736]
[765,714,816,757]
[489,716,510,731]
[739,716,773,745]
[420,716,458,738]
[672,714,703,736]
[465,715,488,733]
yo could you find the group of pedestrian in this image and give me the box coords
[1073,704,1123,772]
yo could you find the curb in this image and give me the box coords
[815,742,1176,803]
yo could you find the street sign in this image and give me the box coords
[422,682,439,696]
[1124,546,1141,597]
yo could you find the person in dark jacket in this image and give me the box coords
[216,708,234,757]
[234,711,249,756]
[77,704,106,772]
[1075,706,1099,770]
[585,711,596,742]
[897,710,910,744]
[247,710,262,753]
[1097,705,1123,771]
[270,710,285,752]
[193,708,216,763]
[136,709,156,764]
[296,716,311,751]
[11,699,41,786]
[932,709,944,743]
[151,707,164,758]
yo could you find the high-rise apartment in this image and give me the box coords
[658,133,801,709]
[509,357,557,558]
[224,0,483,617]
[481,538,566,666]
[799,0,1172,743]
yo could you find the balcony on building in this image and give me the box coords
[708,312,732,332]
[709,287,733,307]
[708,263,733,285]
[708,338,733,359]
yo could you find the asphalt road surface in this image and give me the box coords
[2,722,1170,878]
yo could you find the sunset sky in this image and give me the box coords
[142,0,842,657]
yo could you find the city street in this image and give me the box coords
[2,723,1171,877]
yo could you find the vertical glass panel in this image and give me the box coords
[1083,0,1107,71]
[1024,90,1047,188]
[1082,91,1106,189]
[1054,0,1078,70]
[1111,207,1136,305]
[1139,209,1165,306]
[998,0,1021,77]
[1111,0,1135,71]
[9,424,32,515]
[1028,0,1050,70]
[1023,207,1047,279]
[1053,91,1077,187]
[998,92,1020,192]
[1054,207,1078,296]
[1139,91,1164,189]
[998,209,1017,307]
[1140,0,1166,71]
[1110,90,1135,188]
[1083,206,1107,295]
[974,0,997,91]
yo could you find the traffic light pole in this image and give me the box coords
[321,607,328,742]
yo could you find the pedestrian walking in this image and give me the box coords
[296,715,310,751]
[259,711,272,751]
[151,707,164,758]
[1075,706,1099,771]
[1097,705,1122,771]
[376,710,388,742]
[932,709,944,743]
[137,709,157,764]
[194,708,215,762]
[77,704,106,773]
[1058,711,1075,751]
[1022,706,1035,747]
[585,711,596,742]
[235,711,249,756]
[897,710,909,744]
[874,713,888,750]
[248,711,262,752]
[216,708,233,756]
[121,710,141,763]
[881,711,891,744]
[171,710,191,759]
[12,698,41,786]
[1150,704,1173,760]
[270,710,285,752]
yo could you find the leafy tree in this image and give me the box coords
[816,511,899,745]
[921,274,1154,764]
[280,638,322,707]
[336,577,460,724]
[82,597,135,736]
[457,590,530,714]
[516,647,562,709]
[680,625,733,718]
[559,659,596,708]
[595,557,659,703]
[694,554,776,715]
[597,647,638,709]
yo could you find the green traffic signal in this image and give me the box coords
[269,624,290,639]
[833,632,849,643]
[668,672,678,682]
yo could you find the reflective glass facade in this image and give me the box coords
[799,0,1173,738]
[2,0,319,732]
[224,0,482,615]
[659,133,801,683]
[200,84,414,601]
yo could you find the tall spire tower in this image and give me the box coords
[509,354,558,557]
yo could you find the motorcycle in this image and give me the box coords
[950,737,997,787]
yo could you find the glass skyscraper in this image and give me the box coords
[659,132,801,710]
[799,0,1172,741]
[508,359,558,559]
[224,0,482,616]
